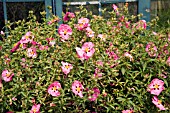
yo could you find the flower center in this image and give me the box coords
[64,30,67,35]
[53,86,57,91]
[158,100,162,105]
[6,72,11,77]
[76,87,81,93]
[85,48,89,53]
[33,108,37,113]
[31,51,35,55]
[154,84,159,89]
[65,65,70,69]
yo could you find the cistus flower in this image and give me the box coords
[152,96,166,110]
[124,52,134,61]
[63,12,75,22]
[46,38,56,46]
[133,20,147,30]
[58,24,72,42]
[27,47,37,58]
[48,81,61,97]
[166,56,170,66]
[72,80,84,98]
[76,18,90,31]
[10,41,21,53]
[2,69,14,82]
[94,68,102,78]
[76,42,95,60]
[112,4,119,15]
[88,87,100,101]
[148,78,165,96]
[86,27,95,37]
[145,42,157,57]
[61,61,73,75]
[30,104,41,113]
[97,34,106,41]
[122,109,134,113]
[20,31,34,44]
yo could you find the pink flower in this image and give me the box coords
[133,20,147,30]
[2,69,14,82]
[39,45,48,51]
[94,68,102,78]
[46,38,56,46]
[4,58,11,65]
[63,12,75,22]
[148,78,165,96]
[106,51,119,61]
[125,21,130,28]
[48,81,61,97]
[20,31,34,44]
[27,47,37,58]
[122,109,133,113]
[96,60,103,67]
[97,34,106,41]
[1,31,5,35]
[72,80,84,98]
[6,112,13,113]
[152,96,166,110]
[76,42,95,60]
[166,56,170,66]
[30,104,41,113]
[124,52,133,61]
[145,42,157,57]
[88,87,100,101]
[86,27,95,37]
[58,24,72,41]
[61,61,73,75]
[10,41,21,53]
[112,4,119,15]
[76,18,90,31]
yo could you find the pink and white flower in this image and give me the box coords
[46,38,56,46]
[76,18,90,31]
[63,12,75,22]
[88,87,100,101]
[10,41,21,53]
[152,96,166,110]
[20,31,34,44]
[133,20,147,30]
[148,78,165,96]
[166,56,170,66]
[2,69,14,82]
[48,81,61,97]
[112,4,119,15]
[122,109,133,113]
[76,42,95,60]
[61,61,73,75]
[97,34,106,41]
[86,27,95,37]
[39,45,48,51]
[72,80,84,98]
[30,104,41,113]
[124,52,134,61]
[145,42,157,57]
[58,24,72,41]
[27,47,37,58]
[94,68,102,78]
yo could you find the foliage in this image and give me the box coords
[0,4,170,113]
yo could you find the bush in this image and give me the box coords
[0,4,170,113]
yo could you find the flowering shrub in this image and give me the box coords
[0,4,170,113]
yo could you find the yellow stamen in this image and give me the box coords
[154,84,159,89]
[158,100,162,105]
[76,87,81,92]
[65,65,70,69]
[31,51,34,55]
[85,48,89,52]
[6,73,11,77]
[53,86,57,91]
[33,108,37,113]
[64,30,67,35]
